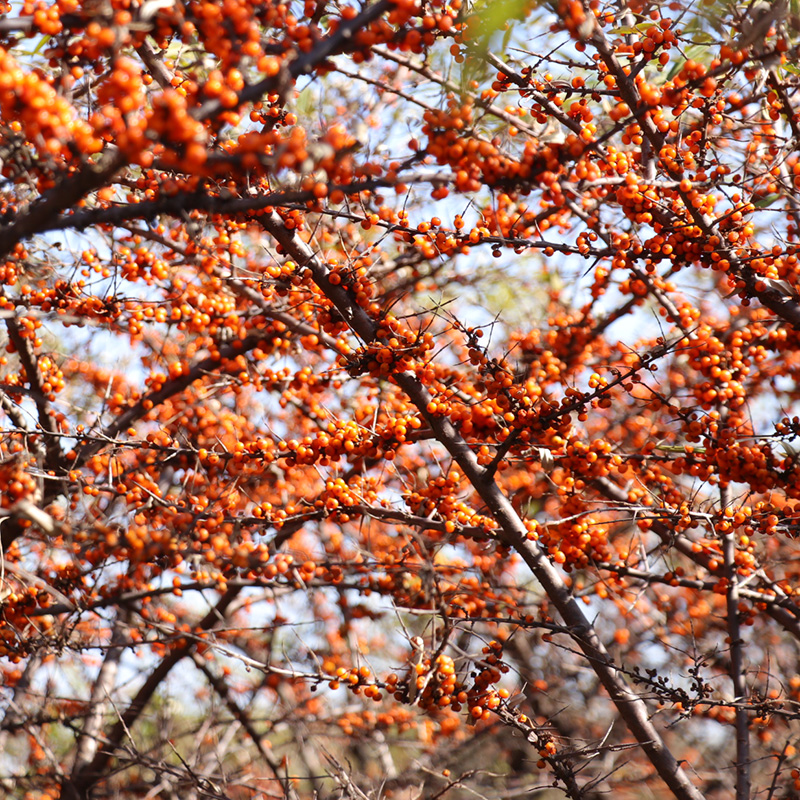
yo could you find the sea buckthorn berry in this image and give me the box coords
[0,2,796,794]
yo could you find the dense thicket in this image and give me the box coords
[1,1,800,798]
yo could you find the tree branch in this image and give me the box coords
[257,211,707,800]
[61,586,241,800]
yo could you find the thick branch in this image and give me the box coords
[720,487,752,800]
[71,613,128,774]
[41,176,434,234]
[0,0,394,262]
[5,317,65,474]
[586,8,800,332]
[258,211,707,800]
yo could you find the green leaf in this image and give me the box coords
[502,20,513,53]
[294,86,316,118]
[666,58,683,81]
[521,498,543,516]
[753,193,781,208]
[33,34,51,55]
[471,0,531,48]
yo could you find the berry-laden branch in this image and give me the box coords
[39,175,439,233]
[0,0,393,263]
[5,1,800,798]
[583,2,800,332]
[257,212,707,800]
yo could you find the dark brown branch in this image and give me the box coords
[720,485,752,800]
[5,318,64,475]
[0,0,393,263]
[257,210,708,800]
[586,7,800,332]
[41,176,435,234]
